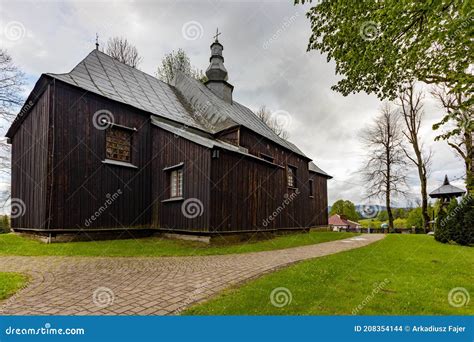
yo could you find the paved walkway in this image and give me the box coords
[0,234,384,315]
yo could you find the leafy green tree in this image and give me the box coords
[156,49,206,84]
[393,218,407,228]
[407,208,424,229]
[295,0,472,104]
[329,199,359,222]
[376,210,388,222]
[394,208,408,219]
[295,0,473,191]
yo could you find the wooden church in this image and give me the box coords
[6,35,331,240]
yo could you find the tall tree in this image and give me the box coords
[156,49,205,84]
[360,104,408,231]
[255,106,290,140]
[296,0,473,190]
[398,84,432,231]
[0,49,24,121]
[329,199,359,222]
[296,0,472,103]
[0,49,24,205]
[431,85,473,193]
[105,37,143,68]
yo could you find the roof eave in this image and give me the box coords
[5,74,53,139]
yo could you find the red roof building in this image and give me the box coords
[329,214,361,231]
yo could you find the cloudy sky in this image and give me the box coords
[0,0,466,208]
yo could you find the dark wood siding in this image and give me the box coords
[151,127,210,232]
[10,85,51,229]
[9,80,328,234]
[309,172,329,226]
[209,128,329,231]
[49,81,152,229]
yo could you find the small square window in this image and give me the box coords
[287,166,297,188]
[106,128,132,162]
[170,168,183,198]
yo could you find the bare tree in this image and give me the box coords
[398,84,432,231]
[360,103,408,231]
[156,49,205,84]
[431,85,473,193]
[105,37,143,68]
[0,49,24,207]
[0,49,24,121]
[255,106,289,140]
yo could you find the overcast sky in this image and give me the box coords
[0,0,467,208]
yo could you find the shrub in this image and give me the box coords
[393,218,407,228]
[435,196,474,246]
[434,207,449,243]
[457,206,474,245]
[0,215,10,234]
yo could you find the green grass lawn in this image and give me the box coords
[185,235,474,315]
[0,272,28,301]
[0,231,357,257]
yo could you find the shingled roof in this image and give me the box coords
[429,175,466,198]
[45,49,307,157]
[309,161,332,178]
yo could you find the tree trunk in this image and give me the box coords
[465,130,473,195]
[420,172,430,232]
[386,192,394,232]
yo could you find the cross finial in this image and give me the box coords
[95,33,99,50]
[213,28,221,42]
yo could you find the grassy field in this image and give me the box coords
[0,273,28,301]
[0,232,357,257]
[185,235,474,315]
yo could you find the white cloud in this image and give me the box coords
[0,0,466,208]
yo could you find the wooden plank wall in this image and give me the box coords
[49,81,152,229]
[151,127,211,232]
[10,86,50,229]
[210,127,328,232]
[309,172,329,226]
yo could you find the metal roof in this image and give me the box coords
[309,161,332,178]
[429,175,466,198]
[150,116,289,166]
[46,49,307,157]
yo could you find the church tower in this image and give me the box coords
[205,29,234,104]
